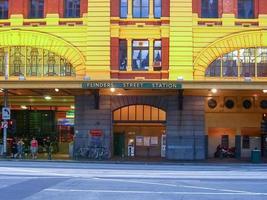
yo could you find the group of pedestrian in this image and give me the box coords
[10,137,39,159]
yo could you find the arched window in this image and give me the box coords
[201,0,218,18]
[0,46,75,77]
[29,0,44,18]
[113,105,166,122]
[205,48,267,78]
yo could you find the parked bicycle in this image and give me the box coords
[75,146,109,160]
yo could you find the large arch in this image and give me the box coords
[194,30,267,78]
[110,96,168,112]
[0,30,85,75]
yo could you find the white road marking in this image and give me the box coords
[93,177,177,187]
[93,177,255,194]
[44,188,267,195]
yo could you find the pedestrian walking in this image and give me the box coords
[17,139,24,159]
[30,137,38,159]
[11,138,18,159]
[44,136,52,160]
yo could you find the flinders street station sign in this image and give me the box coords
[82,81,182,90]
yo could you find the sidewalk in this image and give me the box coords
[1,154,267,166]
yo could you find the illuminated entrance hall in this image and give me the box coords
[113,105,166,158]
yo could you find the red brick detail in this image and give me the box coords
[259,0,267,14]
[111,38,119,71]
[192,0,199,14]
[110,72,169,79]
[59,0,64,18]
[10,0,28,17]
[161,38,169,71]
[111,0,119,17]
[222,0,234,14]
[59,21,83,25]
[110,19,169,26]
[45,0,60,15]
[162,0,170,17]
[233,0,237,16]
[254,0,259,17]
[218,0,223,17]
[80,0,88,16]
[23,22,46,26]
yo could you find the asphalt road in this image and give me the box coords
[0,161,267,200]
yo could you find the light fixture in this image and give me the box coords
[0,88,3,93]
[177,76,184,81]
[244,77,252,82]
[70,105,75,109]
[44,96,52,100]
[117,93,123,96]
[83,76,91,81]
[20,105,27,110]
[110,87,116,93]
[211,88,217,94]
[263,90,267,93]
[18,75,26,80]
[55,88,59,92]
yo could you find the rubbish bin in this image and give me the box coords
[251,149,261,163]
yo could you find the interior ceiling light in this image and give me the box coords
[110,88,116,93]
[211,88,217,94]
[55,88,59,92]
[20,105,27,110]
[263,90,267,93]
[44,96,52,100]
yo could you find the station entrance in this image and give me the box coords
[112,105,166,159]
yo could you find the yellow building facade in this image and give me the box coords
[1,0,267,160]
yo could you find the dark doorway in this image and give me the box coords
[113,132,125,157]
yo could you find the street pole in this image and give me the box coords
[3,89,8,157]
[2,52,8,157]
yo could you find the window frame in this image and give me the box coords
[119,39,127,71]
[132,0,149,18]
[132,40,149,71]
[237,0,255,19]
[64,0,81,18]
[29,0,44,19]
[242,135,250,149]
[153,40,162,71]
[154,0,162,19]
[201,0,219,18]
[0,0,8,19]
[120,0,128,18]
